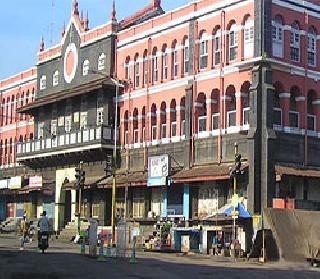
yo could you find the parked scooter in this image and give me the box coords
[38,231,49,253]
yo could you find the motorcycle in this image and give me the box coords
[38,231,49,253]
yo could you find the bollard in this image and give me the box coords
[130,236,137,264]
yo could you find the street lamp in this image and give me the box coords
[88,69,125,245]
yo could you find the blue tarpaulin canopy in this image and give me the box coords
[224,203,251,218]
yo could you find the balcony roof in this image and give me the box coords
[275,165,320,178]
[17,77,116,114]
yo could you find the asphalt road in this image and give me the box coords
[0,234,319,279]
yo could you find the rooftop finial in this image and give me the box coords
[152,0,161,8]
[72,0,79,16]
[61,22,66,38]
[39,37,45,52]
[111,0,116,21]
[84,11,89,31]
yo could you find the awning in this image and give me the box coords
[172,163,248,183]
[62,176,104,190]
[17,77,116,114]
[275,165,320,178]
[98,172,147,188]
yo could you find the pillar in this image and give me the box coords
[176,106,182,137]
[183,185,190,221]
[138,116,143,144]
[71,189,77,221]
[161,186,167,217]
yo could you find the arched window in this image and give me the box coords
[229,24,238,61]
[308,27,317,67]
[133,108,139,144]
[123,110,129,146]
[162,44,168,80]
[143,50,148,86]
[98,53,106,71]
[40,75,47,90]
[289,86,300,128]
[152,48,158,83]
[53,70,59,86]
[134,54,140,88]
[82,60,89,76]
[273,81,283,127]
[244,17,254,58]
[307,90,316,131]
[180,97,186,136]
[272,16,284,58]
[211,89,220,131]
[11,96,15,123]
[213,27,221,66]
[151,104,157,141]
[170,99,177,137]
[172,41,178,77]
[226,85,236,127]
[197,93,207,134]
[290,22,300,62]
[183,37,189,75]
[160,102,167,139]
[199,32,208,69]
[124,56,131,81]
[142,106,146,143]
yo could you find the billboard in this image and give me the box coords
[147,154,170,187]
[8,176,22,189]
[29,176,43,187]
[0,179,8,189]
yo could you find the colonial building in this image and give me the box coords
[8,0,320,253]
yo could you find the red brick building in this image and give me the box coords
[2,0,320,254]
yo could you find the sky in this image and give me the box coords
[0,0,191,81]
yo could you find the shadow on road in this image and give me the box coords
[0,247,319,279]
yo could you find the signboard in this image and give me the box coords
[148,155,169,178]
[231,194,239,208]
[8,176,22,189]
[29,176,43,187]
[0,179,8,189]
[198,185,218,218]
[147,155,170,186]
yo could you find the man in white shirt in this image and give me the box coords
[38,211,49,233]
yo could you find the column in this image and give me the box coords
[208,35,213,69]
[161,186,167,217]
[239,25,244,62]
[279,93,290,128]
[71,190,77,221]
[183,185,190,221]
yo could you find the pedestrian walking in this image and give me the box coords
[19,216,29,251]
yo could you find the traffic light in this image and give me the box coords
[104,155,113,177]
[80,170,85,185]
[235,153,242,175]
[75,166,81,188]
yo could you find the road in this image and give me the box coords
[0,234,319,279]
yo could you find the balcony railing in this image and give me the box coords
[17,125,118,157]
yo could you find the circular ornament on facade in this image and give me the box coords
[64,43,78,84]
